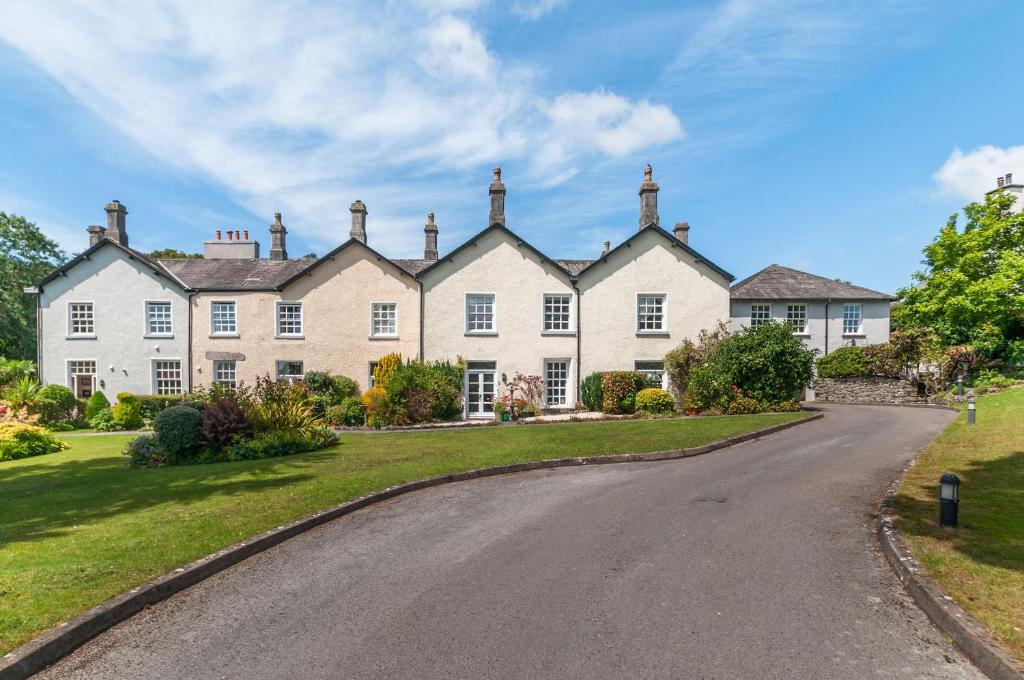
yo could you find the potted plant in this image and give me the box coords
[493,400,510,422]
[517,399,537,419]
[683,391,700,417]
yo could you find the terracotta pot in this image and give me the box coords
[686,407,699,416]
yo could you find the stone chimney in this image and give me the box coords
[204,228,260,259]
[602,240,610,256]
[638,164,659,228]
[269,213,288,261]
[350,200,368,244]
[424,212,438,261]
[87,225,106,247]
[673,221,690,245]
[104,200,128,245]
[488,167,506,227]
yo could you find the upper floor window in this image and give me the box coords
[371,302,397,338]
[146,302,173,336]
[750,304,770,327]
[636,294,665,333]
[786,304,807,334]
[843,303,862,334]
[276,302,303,337]
[211,301,237,335]
[543,294,571,333]
[69,302,94,336]
[466,294,495,333]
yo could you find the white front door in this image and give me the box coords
[466,361,496,418]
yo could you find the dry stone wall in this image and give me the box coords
[813,376,921,404]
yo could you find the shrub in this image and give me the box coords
[88,407,121,431]
[373,354,402,390]
[1,377,40,411]
[116,392,138,405]
[326,397,364,426]
[154,404,203,461]
[33,384,77,425]
[600,372,649,414]
[132,394,184,419]
[222,427,337,461]
[665,323,730,396]
[712,322,814,404]
[580,372,604,411]
[84,391,110,420]
[200,398,252,450]
[816,346,870,379]
[122,434,164,468]
[725,393,765,415]
[111,401,144,430]
[382,361,462,424]
[0,357,35,387]
[635,388,675,414]
[0,423,68,461]
[362,387,399,428]
[302,371,336,395]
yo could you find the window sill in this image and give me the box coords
[792,332,811,337]
[210,333,240,339]
[465,332,498,337]
[541,331,576,337]
[635,331,669,338]
[144,334,174,339]
[369,335,399,341]
[842,333,866,338]
[66,334,97,340]
[274,334,305,340]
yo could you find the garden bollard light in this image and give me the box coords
[939,473,960,527]
[967,395,976,425]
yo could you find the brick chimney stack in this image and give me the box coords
[673,221,690,245]
[489,167,506,227]
[350,200,368,244]
[424,212,438,261]
[638,165,659,229]
[104,200,128,245]
[269,212,288,260]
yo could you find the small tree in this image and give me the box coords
[0,213,66,359]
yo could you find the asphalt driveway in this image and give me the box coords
[40,404,983,679]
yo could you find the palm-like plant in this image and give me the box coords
[1,376,41,411]
[0,358,36,387]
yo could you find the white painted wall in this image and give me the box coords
[421,228,578,410]
[37,243,191,397]
[577,228,731,379]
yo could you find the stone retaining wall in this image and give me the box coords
[813,376,921,404]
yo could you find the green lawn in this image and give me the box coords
[0,412,806,653]
[894,386,1024,660]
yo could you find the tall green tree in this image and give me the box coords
[0,212,66,359]
[895,191,1024,361]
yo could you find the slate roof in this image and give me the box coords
[159,258,311,291]
[390,258,434,275]
[555,259,594,276]
[730,264,894,301]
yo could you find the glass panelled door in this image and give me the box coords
[466,361,496,417]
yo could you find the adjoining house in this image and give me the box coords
[729,264,894,399]
[25,201,194,398]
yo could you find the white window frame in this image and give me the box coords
[275,360,305,383]
[750,304,771,327]
[144,300,173,337]
[67,301,95,337]
[275,301,303,338]
[212,360,237,388]
[785,303,807,335]
[66,359,97,397]
[370,302,398,339]
[210,300,238,336]
[542,293,573,334]
[369,361,379,388]
[465,293,496,335]
[636,293,667,334]
[843,303,862,335]
[464,360,497,418]
[634,359,669,390]
[152,359,184,395]
[544,358,572,408]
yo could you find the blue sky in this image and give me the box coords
[1,0,1021,294]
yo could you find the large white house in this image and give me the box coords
[29,167,894,413]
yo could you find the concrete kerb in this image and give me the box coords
[876,469,1024,680]
[0,412,822,680]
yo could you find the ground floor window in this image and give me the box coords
[276,360,304,383]
[545,359,569,406]
[635,360,667,389]
[369,361,379,388]
[154,360,183,395]
[67,360,96,398]
[466,361,496,417]
[213,360,237,388]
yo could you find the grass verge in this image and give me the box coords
[0,412,806,653]
[894,386,1024,660]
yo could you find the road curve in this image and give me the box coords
[41,405,983,680]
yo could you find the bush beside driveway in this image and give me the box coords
[0,411,807,655]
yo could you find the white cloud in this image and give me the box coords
[0,1,682,254]
[510,0,568,20]
[933,145,1024,200]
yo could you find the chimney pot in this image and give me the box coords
[269,212,288,260]
[638,165,659,229]
[227,230,233,240]
[424,211,439,261]
[1007,173,1014,184]
[998,176,1005,188]
[673,221,690,245]
[489,167,506,227]
[602,240,610,256]
[215,229,222,240]
[243,229,249,240]
[349,200,368,244]
[104,200,129,246]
